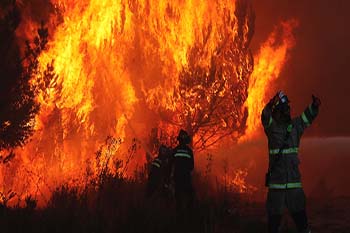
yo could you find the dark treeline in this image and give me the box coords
[0,2,37,150]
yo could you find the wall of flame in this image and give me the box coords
[0,0,297,206]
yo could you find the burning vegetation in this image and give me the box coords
[0,0,296,207]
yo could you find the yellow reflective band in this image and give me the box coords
[269,147,298,155]
[287,182,303,188]
[174,153,191,159]
[151,162,161,168]
[154,158,162,164]
[177,149,189,153]
[301,112,310,126]
[308,104,314,116]
[267,117,273,128]
[269,184,286,189]
[268,182,302,189]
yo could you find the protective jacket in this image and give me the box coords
[146,148,172,198]
[172,144,194,178]
[146,157,163,196]
[261,103,319,189]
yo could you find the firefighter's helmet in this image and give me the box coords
[272,91,291,118]
[276,90,289,105]
[272,91,290,112]
[177,129,191,144]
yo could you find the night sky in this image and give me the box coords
[252,0,350,137]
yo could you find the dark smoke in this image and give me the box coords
[17,0,55,24]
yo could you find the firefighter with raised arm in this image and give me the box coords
[171,129,194,222]
[261,91,321,233]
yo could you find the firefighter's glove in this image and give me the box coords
[312,94,321,108]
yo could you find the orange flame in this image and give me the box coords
[0,1,298,206]
[230,169,257,194]
[241,20,298,141]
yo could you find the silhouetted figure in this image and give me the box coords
[262,91,321,233]
[146,145,172,199]
[171,129,194,225]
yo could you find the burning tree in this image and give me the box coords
[0,3,53,151]
[156,1,255,150]
[0,0,297,205]
[0,4,38,150]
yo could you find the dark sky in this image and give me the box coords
[251,0,350,137]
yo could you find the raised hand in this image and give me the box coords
[312,94,321,108]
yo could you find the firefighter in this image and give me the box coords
[261,91,321,233]
[146,145,171,198]
[171,129,194,222]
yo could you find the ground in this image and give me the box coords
[0,177,349,233]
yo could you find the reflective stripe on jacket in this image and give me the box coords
[151,158,162,168]
[172,145,194,176]
[261,103,319,189]
[268,182,302,189]
[174,149,192,159]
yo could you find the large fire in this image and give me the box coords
[0,0,296,206]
